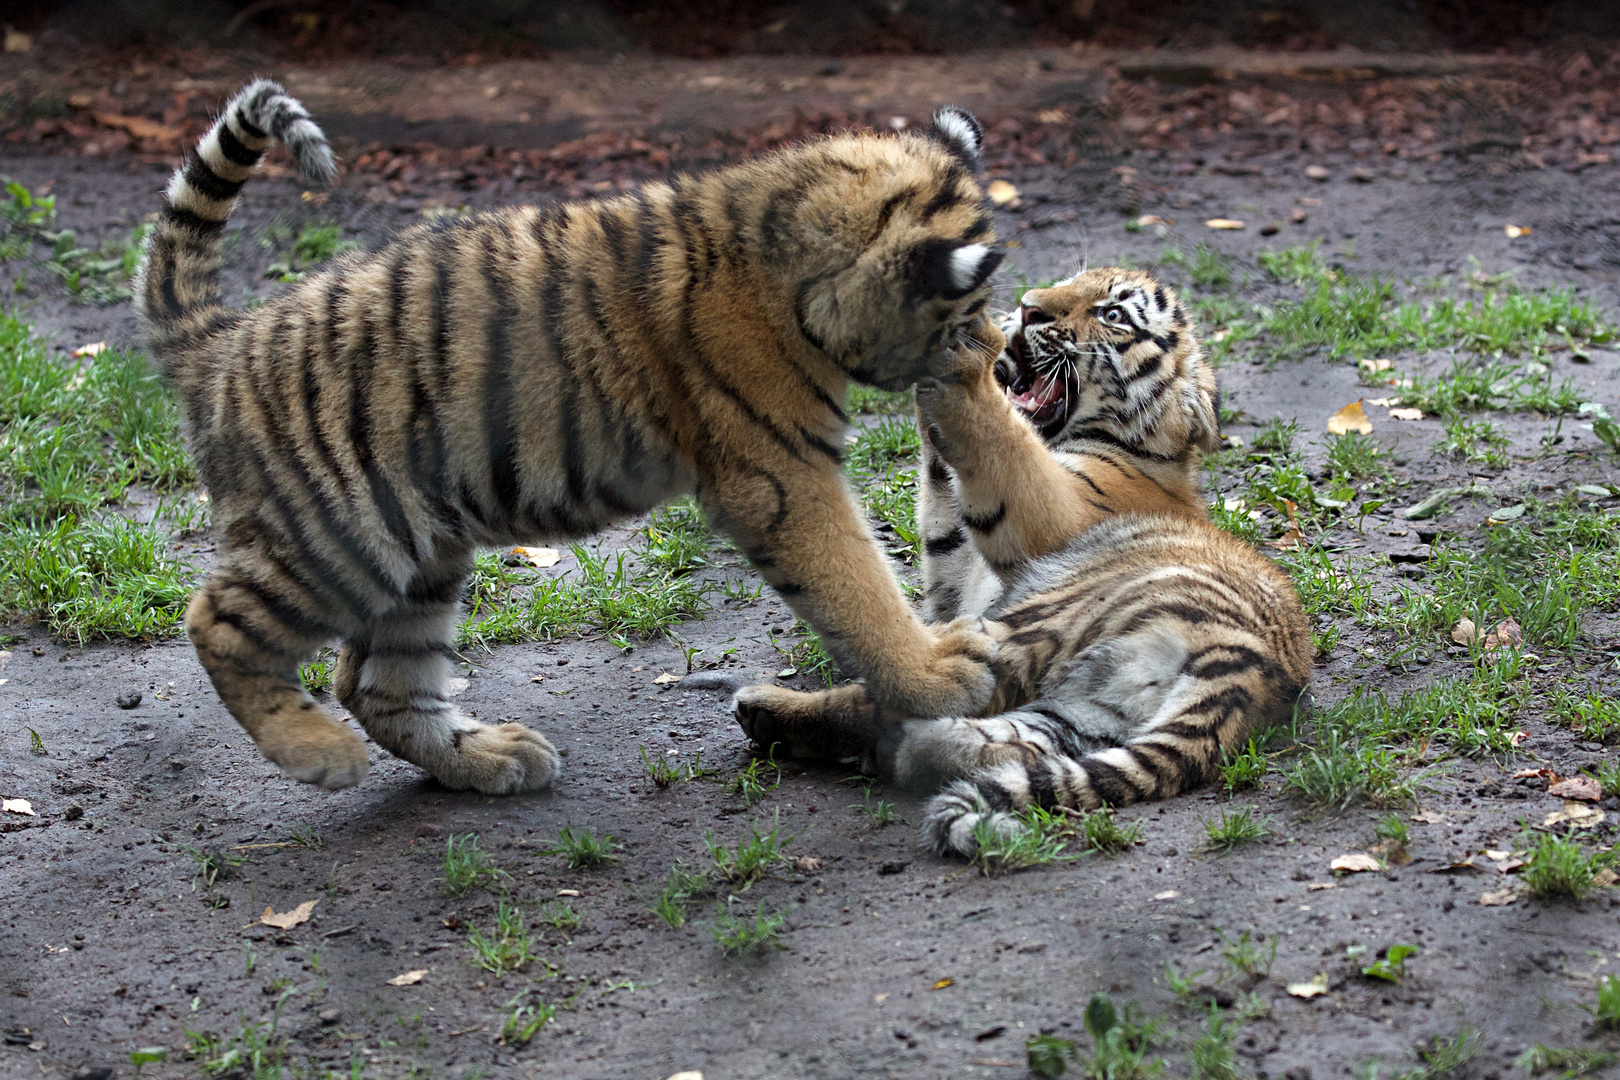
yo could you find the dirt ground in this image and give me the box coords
[3,39,1620,1080]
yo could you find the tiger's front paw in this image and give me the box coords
[433,722,560,795]
[871,619,996,719]
[732,684,872,762]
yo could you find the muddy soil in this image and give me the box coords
[3,46,1620,1080]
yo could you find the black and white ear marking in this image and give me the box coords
[948,243,1003,295]
[929,105,983,167]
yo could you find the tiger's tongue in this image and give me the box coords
[1013,372,1062,411]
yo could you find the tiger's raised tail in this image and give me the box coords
[136,79,335,399]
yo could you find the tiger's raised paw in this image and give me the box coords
[870,618,997,720]
[432,723,560,795]
[258,707,370,791]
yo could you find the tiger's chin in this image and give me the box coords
[997,331,1072,441]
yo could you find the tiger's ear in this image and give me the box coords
[909,240,1004,302]
[928,106,983,167]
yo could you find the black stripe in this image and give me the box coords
[225,572,344,640]
[925,528,967,557]
[181,154,245,202]
[215,120,263,166]
[1069,427,1179,463]
[160,204,225,237]
[1078,756,1142,805]
[482,229,522,524]
[801,429,841,463]
[1125,352,1163,385]
[963,503,1006,533]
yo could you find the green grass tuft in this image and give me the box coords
[712,900,787,954]
[1519,832,1616,901]
[539,826,622,869]
[439,834,506,896]
[1203,807,1267,852]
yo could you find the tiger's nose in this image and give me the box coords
[1020,305,1055,327]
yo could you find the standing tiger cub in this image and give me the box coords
[138,81,1006,795]
[733,269,1313,857]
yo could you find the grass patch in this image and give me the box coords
[649,860,712,929]
[640,745,715,788]
[1283,729,1413,811]
[534,900,581,934]
[712,900,786,954]
[853,787,902,828]
[261,218,356,283]
[1219,739,1269,791]
[971,805,1138,876]
[846,384,912,415]
[1516,1045,1617,1077]
[497,993,556,1047]
[439,834,506,896]
[1189,1003,1242,1080]
[1218,930,1276,980]
[466,895,537,976]
[705,813,794,888]
[845,412,920,473]
[184,1003,293,1080]
[637,497,710,575]
[1360,943,1419,984]
[180,845,246,890]
[1435,415,1509,470]
[1519,832,1616,901]
[1202,807,1267,852]
[538,826,622,870]
[725,749,782,807]
[1550,688,1620,743]
[769,618,842,685]
[3,176,148,304]
[1593,974,1620,1032]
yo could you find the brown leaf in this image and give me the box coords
[1449,619,1478,645]
[1266,528,1303,551]
[1287,973,1330,998]
[1510,768,1551,780]
[1326,400,1373,436]
[652,671,682,685]
[1368,840,1411,866]
[387,969,428,986]
[1204,218,1245,230]
[1482,618,1522,651]
[1480,888,1518,906]
[1411,810,1448,824]
[509,546,560,568]
[1548,775,1602,802]
[1593,868,1618,889]
[1544,802,1606,829]
[92,112,182,143]
[1330,853,1382,874]
[793,855,823,872]
[1135,214,1175,227]
[259,900,317,929]
[986,180,1020,207]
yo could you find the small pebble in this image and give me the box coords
[115,691,141,710]
[415,823,443,838]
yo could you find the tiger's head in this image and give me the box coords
[995,269,1220,457]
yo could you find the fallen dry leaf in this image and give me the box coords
[1504,224,1533,238]
[1480,888,1518,907]
[1593,868,1618,889]
[1153,890,1180,901]
[1326,400,1373,436]
[1331,853,1382,874]
[986,180,1020,207]
[665,1072,705,1080]
[1035,109,1069,124]
[652,671,682,685]
[1433,857,1479,873]
[1305,882,1337,892]
[1387,407,1425,421]
[1135,214,1175,227]
[1493,857,1526,875]
[1204,218,1245,230]
[1265,528,1303,551]
[1483,849,1512,861]
[556,888,581,897]
[1509,730,1529,747]
[71,341,108,358]
[1544,801,1606,829]
[1368,840,1411,866]
[92,112,182,143]
[387,969,428,986]
[260,900,317,929]
[1511,768,1552,780]
[509,546,560,568]
[793,855,823,872]
[1305,164,1330,180]
[1482,618,1521,651]
[931,978,954,990]
[1450,618,1478,645]
[1549,775,1602,802]
[2,798,36,816]
[444,677,469,696]
[1287,973,1330,998]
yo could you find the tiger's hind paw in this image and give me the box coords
[922,779,1019,859]
[433,723,560,795]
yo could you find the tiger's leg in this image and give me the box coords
[334,557,560,795]
[731,682,885,763]
[706,457,994,720]
[186,565,369,790]
[914,347,1108,581]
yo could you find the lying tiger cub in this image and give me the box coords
[732,269,1312,857]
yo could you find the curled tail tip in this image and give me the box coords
[230,77,338,187]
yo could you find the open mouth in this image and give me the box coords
[999,329,1070,439]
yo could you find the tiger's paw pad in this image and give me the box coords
[438,723,560,795]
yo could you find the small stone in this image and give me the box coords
[1259,222,1279,236]
[1290,207,1308,223]
[115,691,141,710]
[1305,164,1330,181]
[1351,167,1375,183]
[878,860,909,875]
[318,1008,342,1025]
[414,823,443,839]
[71,1069,113,1080]
[64,805,83,821]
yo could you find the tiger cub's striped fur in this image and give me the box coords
[138,80,1008,795]
[732,269,1313,857]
